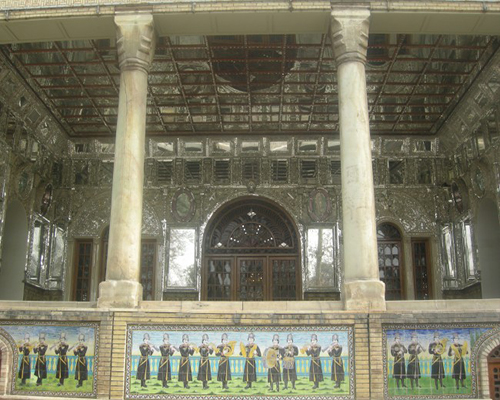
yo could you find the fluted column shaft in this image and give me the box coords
[98,14,155,308]
[330,9,385,311]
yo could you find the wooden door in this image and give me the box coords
[489,362,500,400]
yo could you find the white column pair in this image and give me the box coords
[98,11,385,310]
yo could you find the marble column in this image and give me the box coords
[330,9,386,311]
[98,14,155,308]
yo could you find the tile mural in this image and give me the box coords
[0,321,98,398]
[383,324,494,399]
[125,325,354,399]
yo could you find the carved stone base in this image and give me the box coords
[97,280,143,308]
[343,279,386,311]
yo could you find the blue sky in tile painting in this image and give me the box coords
[0,324,96,356]
[131,329,349,357]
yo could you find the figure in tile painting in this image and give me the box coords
[216,333,234,390]
[158,333,175,388]
[306,333,323,389]
[327,334,344,389]
[136,333,154,388]
[266,334,283,392]
[54,332,70,386]
[178,334,195,388]
[407,332,423,389]
[282,333,298,390]
[197,334,214,389]
[449,333,468,390]
[428,331,446,390]
[390,333,407,389]
[241,332,261,389]
[34,332,48,386]
[74,333,88,388]
[18,333,32,385]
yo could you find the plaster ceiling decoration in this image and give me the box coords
[0,33,498,138]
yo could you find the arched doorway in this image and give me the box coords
[202,197,301,301]
[0,200,28,300]
[476,198,500,298]
[377,223,403,300]
[488,345,500,399]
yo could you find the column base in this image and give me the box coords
[343,279,386,311]
[97,280,143,308]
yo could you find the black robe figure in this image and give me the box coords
[241,333,261,389]
[306,334,324,389]
[267,334,283,392]
[428,332,446,390]
[197,334,214,389]
[448,334,468,390]
[178,334,195,388]
[407,333,423,389]
[282,334,298,390]
[136,333,154,388]
[55,333,69,386]
[18,334,31,385]
[390,333,407,389]
[216,333,233,390]
[74,334,88,388]
[157,333,175,388]
[327,334,345,389]
[34,333,48,386]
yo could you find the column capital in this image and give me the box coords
[330,9,370,66]
[115,14,156,73]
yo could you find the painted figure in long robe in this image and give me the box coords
[197,334,214,389]
[327,334,344,389]
[407,332,423,389]
[136,333,154,388]
[178,334,195,388]
[55,332,70,386]
[18,333,31,385]
[428,331,446,390]
[306,333,323,389]
[158,333,175,388]
[282,334,298,390]
[74,334,88,388]
[241,332,261,389]
[391,333,407,389]
[216,333,233,390]
[34,332,48,386]
[267,334,283,392]
[448,333,468,390]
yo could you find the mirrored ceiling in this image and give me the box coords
[1,33,498,138]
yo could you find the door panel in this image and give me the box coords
[237,257,265,301]
[489,362,500,400]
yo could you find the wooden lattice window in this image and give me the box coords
[377,223,403,300]
[412,240,431,300]
[488,346,500,400]
[72,240,93,301]
[141,241,156,301]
